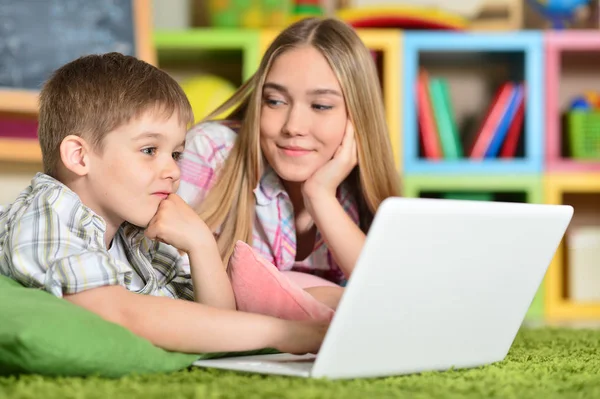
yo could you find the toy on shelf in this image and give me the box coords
[567,91,600,160]
[469,0,524,31]
[180,75,237,123]
[291,0,323,21]
[570,91,600,111]
[337,5,468,30]
[525,0,592,29]
[209,0,292,28]
[345,0,486,18]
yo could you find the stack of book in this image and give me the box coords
[416,71,525,160]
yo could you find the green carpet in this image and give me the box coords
[1,327,599,399]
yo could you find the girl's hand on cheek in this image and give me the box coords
[302,119,357,201]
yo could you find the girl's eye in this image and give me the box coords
[141,147,156,156]
[265,98,285,107]
[312,104,333,111]
[172,152,183,161]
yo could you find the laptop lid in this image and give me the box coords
[311,197,573,379]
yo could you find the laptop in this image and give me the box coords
[193,197,574,380]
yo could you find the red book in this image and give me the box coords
[469,83,514,159]
[416,71,442,159]
[500,90,525,158]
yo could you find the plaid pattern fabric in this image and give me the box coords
[178,121,360,285]
[0,173,194,300]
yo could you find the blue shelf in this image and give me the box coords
[406,159,540,174]
[402,32,544,175]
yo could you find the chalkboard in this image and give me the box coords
[0,0,140,91]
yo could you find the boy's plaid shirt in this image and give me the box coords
[0,173,194,299]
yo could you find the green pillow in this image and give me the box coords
[0,275,199,378]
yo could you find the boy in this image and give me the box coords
[0,52,327,355]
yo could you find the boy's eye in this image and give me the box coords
[141,147,156,156]
[312,104,333,111]
[172,151,183,161]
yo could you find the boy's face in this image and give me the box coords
[84,110,187,232]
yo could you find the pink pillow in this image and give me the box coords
[228,241,335,322]
[282,271,339,289]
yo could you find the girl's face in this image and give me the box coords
[259,45,348,183]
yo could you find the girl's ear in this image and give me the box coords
[59,135,92,176]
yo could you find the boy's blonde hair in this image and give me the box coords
[38,52,194,178]
[197,17,401,264]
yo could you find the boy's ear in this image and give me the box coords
[59,135,92,176]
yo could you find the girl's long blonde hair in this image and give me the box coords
[196,17,401,265]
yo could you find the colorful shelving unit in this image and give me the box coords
[402,31,544,175]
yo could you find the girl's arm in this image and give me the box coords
[65,285,328,355]
[304,192,365,279]
[302,120,362,279]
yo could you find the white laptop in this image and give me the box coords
[193,197,574,380]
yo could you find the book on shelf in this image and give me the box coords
[416,70,443,159]
[416,71,525,161]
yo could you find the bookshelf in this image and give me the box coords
[402,31,544,175]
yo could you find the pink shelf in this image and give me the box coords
[545,31,600,172]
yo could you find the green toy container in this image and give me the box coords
[567,111,600,160]
[209,0,292,28]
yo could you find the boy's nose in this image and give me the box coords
[163,157,181,181]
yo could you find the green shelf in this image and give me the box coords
[403,175,543,204]
[154,29,261,81]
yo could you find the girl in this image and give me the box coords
[177,17,400,308]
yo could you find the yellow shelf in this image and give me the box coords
[544,173,600,321]
[0,138,42,163]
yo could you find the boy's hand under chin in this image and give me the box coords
[146,194,235,309]
[144,194,214,254]
[302,119,358,202]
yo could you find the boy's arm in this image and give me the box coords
[144,194,236,310]
[64,285,328,355]
[153,240,235,309]
[187,240,236,309]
